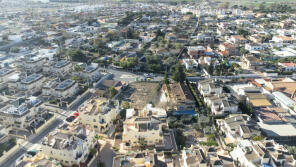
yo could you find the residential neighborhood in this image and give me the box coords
[0,0,296,167]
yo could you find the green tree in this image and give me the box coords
[144,55,162,72]
[120,57,138,69]
[121,101,130,110]
[108,87,118,98]
[171,63,186,83]
[237,29,249,37]
[93,36,105,48]
[89,147,97,156]
[175,43,182,50]
[259,2,266,11]
[252,135,263,141]
[106,30,118,41]
[73,64,82,72]
[66,49,87,62]
[10,47,20,53]
[97,162,106,167]
[240,47,249,55]
[138,138,148,151]
[120,109,126,120]
[239,96,253,115]
[164,72,169,84]
[175,129,186,149]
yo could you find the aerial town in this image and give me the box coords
[0,0,296,167]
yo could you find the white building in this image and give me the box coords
[230,140,261,167]
[181,146,207,167]
[278,62,296,71]
[245,43,263,52]
[42,79,79,99]
[0,97,47,132]
[122,116,164,148]
[18,57,46,73]
[277,29,291,36]
[216,114,260,142]
[0,68,15,89]
[272,91,296,114]
[43,60,72,78]
[78,98,120,134]
[41,123,95,166]
[272,36,294,44]
[210,99,238,116]
[19,74,45,95]
[182,59,198,70]
[231,140,296,167]
[198,79,222,96]
[81,63,101,83]
[0,68,15,83]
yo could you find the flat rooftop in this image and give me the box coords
[21,74,43,84]
[79,98,114,116]
[84,64,98,73]
[0,68,13,77]
[1,105,29,116]
[55,79,75,91]
[43,79,59,89]
[258,122,296,137]
[55,60,70,68]
[27,57,44,63]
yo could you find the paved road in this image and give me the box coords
[90,142,115,167]
[0,111,68,167]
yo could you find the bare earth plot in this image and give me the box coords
[118,82,160,110]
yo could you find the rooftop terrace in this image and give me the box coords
[55,79,75,91]
[55,60,70,68]
[84,64,98,73]
[0,68,13,77]
[21,74,43,84]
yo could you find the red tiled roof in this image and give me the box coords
[279,62,296,67]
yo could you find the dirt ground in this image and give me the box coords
[118,82,160,110]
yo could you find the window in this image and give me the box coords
[93,119,96,122]
[94,125,98,128]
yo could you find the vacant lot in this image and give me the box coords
[118,82,160,110]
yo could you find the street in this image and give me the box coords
[0,117,64,167]
[0,66,162,167]
[90,142,115,167]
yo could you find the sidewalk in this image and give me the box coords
[0,114,57,165]
[35,114,56,134]
[0,142,22,164]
